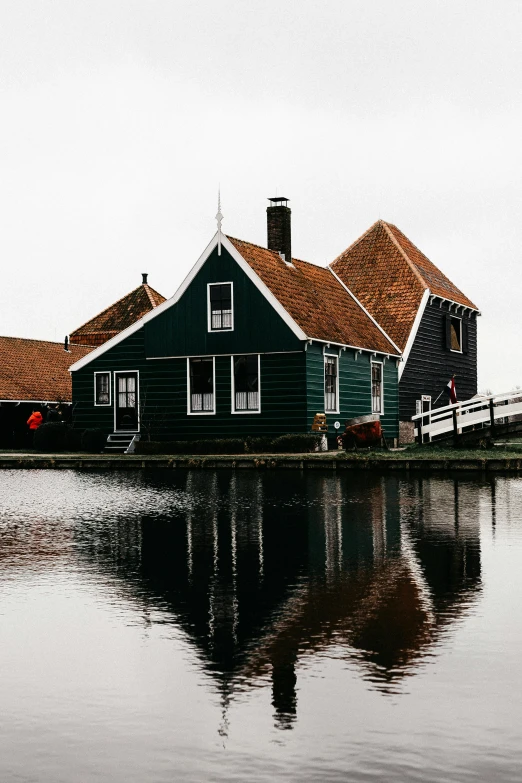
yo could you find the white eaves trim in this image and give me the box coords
[398,287,430,380]
[327,265,402,356]
[69,232,307,373]
[428,292,481,315]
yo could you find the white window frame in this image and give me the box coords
[187,356,216,415]
[94,371,111,406]
[113,370,140,432]
[449,315,463,354]
[207,282,234,333]
[231,354,261,414]
[324,353,339,414]
[371,360,384,415]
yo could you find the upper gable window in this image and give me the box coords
[208,283,233,332]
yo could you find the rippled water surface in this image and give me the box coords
[0,470,521,782]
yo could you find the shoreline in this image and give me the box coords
[0,451,521,471]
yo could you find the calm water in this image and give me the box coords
[0,470,521,782]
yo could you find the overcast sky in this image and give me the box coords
[0,0,520,391]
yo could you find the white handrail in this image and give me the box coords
[411,390,518,421]
[411,390,522,442]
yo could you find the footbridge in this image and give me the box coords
[412,391,522,446]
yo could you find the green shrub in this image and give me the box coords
[33,422,68,453]
[66,428,84,451]
[135,433,322,456]
[81,428,107,453]
[137,438,245,455]
[270,434,321,453]
[244,436,275,453]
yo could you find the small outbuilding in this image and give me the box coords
[0,337,92,447]
[0,275,166,448]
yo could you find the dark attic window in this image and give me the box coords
[208,283,233,331]
[444,313,468,354]
[450,316,462,352]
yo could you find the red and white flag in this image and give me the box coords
[445,377,458,404]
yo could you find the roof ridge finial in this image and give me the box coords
[216,188,224,256]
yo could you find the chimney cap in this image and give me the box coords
[142,273,148,285]
[268,196,290,206]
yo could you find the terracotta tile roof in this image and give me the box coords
[331,220,478,352]
[228,236,398,354]
[0,337,93,402]
[70,282,166,347]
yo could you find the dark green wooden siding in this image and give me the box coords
[305,343,399,439]
[144,246,302,358]
[72,334,308,438]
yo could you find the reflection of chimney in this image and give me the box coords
[267,196,291,264]
[271,661,297,729]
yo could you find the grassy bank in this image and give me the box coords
[0,443,521,471]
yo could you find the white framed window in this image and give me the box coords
[94,372,111,406]
[371,361,384,414]
[324,355,339,413]
[207,282,233,332]
[450,316,462,353]
[232,355,261,413]
[187,357,216,414]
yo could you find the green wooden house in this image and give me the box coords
[69,199,401,446]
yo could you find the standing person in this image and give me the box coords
[46,405,61,423]
[26,409,43,447]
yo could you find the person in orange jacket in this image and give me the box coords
[27,410,43,446]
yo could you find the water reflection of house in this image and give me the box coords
[76,473,482,728]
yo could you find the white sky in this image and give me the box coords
[0,0,520,392]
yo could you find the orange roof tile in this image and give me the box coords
[70,282,166,347]
[331,221,478,352]
[0,337,93,402]
[228,236,398,354]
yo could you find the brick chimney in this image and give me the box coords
[267,197,291,263]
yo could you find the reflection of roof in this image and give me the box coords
[236,559,434,693]
[331,220,478,351]
[228,236,398,355]
[0,336,92,401]
[70,282,166,347]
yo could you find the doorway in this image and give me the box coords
[114,372,139,431]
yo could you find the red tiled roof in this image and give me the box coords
[0,337,93,402]
[331,220,478,352]
[228,236,398,354]
[70,283,166,347]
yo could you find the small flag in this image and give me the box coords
[445,377,457,404]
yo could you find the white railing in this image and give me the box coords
[411,391,522,442]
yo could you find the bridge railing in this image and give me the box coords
[411,391,522,443]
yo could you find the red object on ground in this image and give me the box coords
[27,412,43,430]
[343,415,382,448]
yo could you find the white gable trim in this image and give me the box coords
[327,265,402,356]
[69,232,307,373]
[398,288,431,380]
